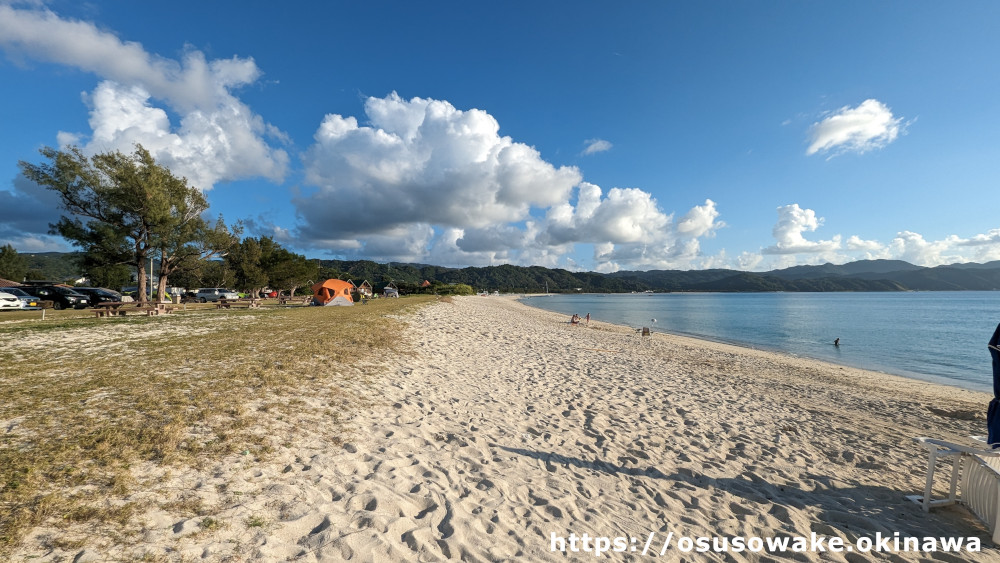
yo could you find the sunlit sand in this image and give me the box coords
[14,296,997,561]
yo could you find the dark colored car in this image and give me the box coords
[21,285,90,310]
[73,287,123,307]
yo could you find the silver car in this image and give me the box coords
[194,288,240,302]
[0,287,42,309]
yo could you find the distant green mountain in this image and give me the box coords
[322,257,1000,292]
[940,261,1000,270]
[686,273,906,292]
[607,268,738,289]
[15,252,1000,293]
[20,251,83,282]
[758,259,1000,291]
[767,259,923,280]
[875,265,1000,291]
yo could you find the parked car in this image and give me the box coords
[73,287,123,307]
[21,285,90,310]
[0,290,22,310]
[0,287,42,309]
[194,288,240,302]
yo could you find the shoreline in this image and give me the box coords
[511,294,990,407]
[13,295,998,561]
[517,292,996,394]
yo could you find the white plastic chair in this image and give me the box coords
[909,437,1000,543]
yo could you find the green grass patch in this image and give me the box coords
[0,296,434,554]
[243,514,267,529]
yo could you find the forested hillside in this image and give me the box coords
[11,253,1000,293]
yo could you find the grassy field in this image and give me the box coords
[0,296,435,554]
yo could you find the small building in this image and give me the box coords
[357,280,374,298]
[383,282,399,298]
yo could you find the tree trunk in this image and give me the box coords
[135,253,148,304]
[157,275,169,303]
[156,251,172,303]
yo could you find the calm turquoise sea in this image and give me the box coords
[519,292,1000,393]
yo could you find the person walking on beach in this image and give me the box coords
[585,313,590,325]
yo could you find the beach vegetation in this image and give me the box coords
[199,517,221,531]
[0,295,433,555]
[436,283,475,296]
[164,236,316,298]
[18,145,236,303]
[19,250,1000,294]
[0,244,28,281]
[243,515,267,528]
[225,236,268,294]
[257,237,318,297]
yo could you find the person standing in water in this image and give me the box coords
[834,338,840,347]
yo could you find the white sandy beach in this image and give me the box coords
[15,295,1000,561]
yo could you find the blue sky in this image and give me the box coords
[1,1,999,272]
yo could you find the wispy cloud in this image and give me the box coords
[806,99,903,157]
[582,138,612,156]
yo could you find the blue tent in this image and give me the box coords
[987,323,1000,446]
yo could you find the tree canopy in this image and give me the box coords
[224,236,317,296]
[19,145,233,302]
[0,244,28,282]
[258,237,317,296]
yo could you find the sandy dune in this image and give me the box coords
[17,295,1000,561]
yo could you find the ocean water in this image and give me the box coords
[519,292,1000,393]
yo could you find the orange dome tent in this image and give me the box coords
[311,279,354,306]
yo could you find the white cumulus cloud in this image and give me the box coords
[544,192,724,272]
[0,5,257,112]
[807,99,903,157]
[846,235,883,252]
[762,204,841,255]
[750,210,1000,268]
[0,4,288,190]
[292,93,725,269]
[297,93,581,243]
[887,231,960,266]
